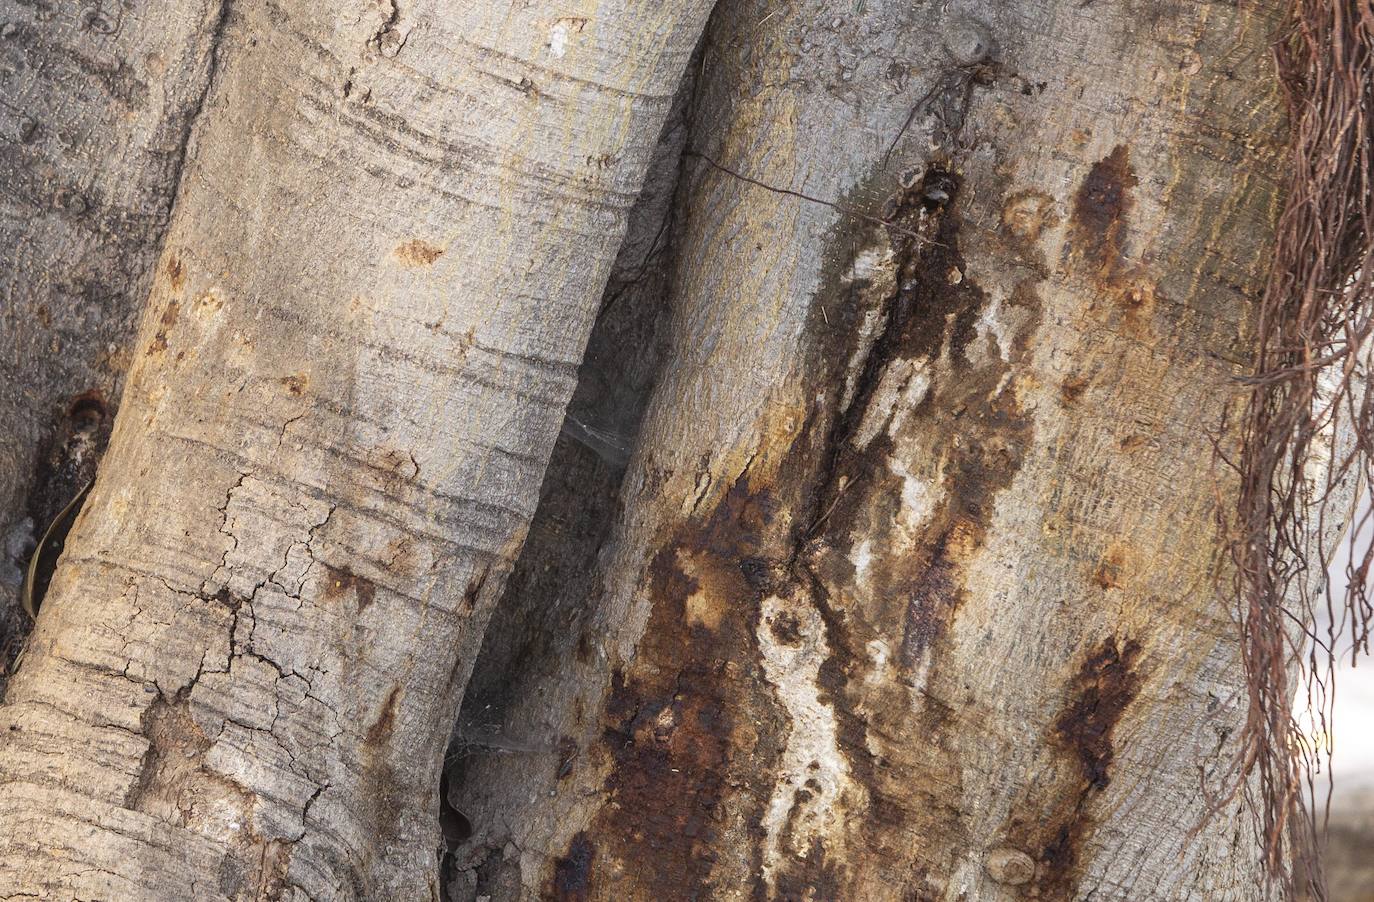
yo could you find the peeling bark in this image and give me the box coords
[0,2,713,898]
[450,0,1296,899]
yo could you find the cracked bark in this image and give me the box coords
[0,0,227,682]
[447,0,1310,900]
[0,1,714,899]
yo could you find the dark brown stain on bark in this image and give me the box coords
[589,468,783,898]
[147,299,180,355]
[550,832,596,901]
[769,163,1046,895]
[458,563,489,615]
[807,166,1036,675]
[165,254,186,293]
[1071,145,1137,276]
[361,685,406,842]
[1053,637,1142,791]
[365,685,401,747]
[767,609,803,645]
[1068,146,1164,334]
[1060,374,1089,405]
[323,565,376,612]
[1010,636,1143,898]
[898,530,965,666]
[279,374,307,396]
[1092,546,1127,591]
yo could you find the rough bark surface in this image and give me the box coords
[445,49,694,899]
[0,0,223,678]
[0,2,712,899]
[450,1,1292,899]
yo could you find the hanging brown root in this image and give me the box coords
[1219,1,1374,898]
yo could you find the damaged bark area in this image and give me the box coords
[446,0,1294,899]
[1012,637,1144,898]
[126,692,295,899]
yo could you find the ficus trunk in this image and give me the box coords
[3,0,1360,900]
[0,1,712,898]
[447,0,1305,899]
[0,0,223,672]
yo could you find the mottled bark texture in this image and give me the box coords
[0,0,224,680]
[448,0,1293,899]
[0,1,713,899]
[444,46,694,900]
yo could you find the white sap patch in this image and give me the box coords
[864,638,893,688]
[850,539,873,587]
[888,456,942,536]
[885,367,932,439]
[852,357,931,449]
[549,21,570,58]
[977,290,1012,361]
[843,246,892,283]
[757,593,858,888]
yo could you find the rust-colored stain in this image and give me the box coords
[1071,145,1137,275]
[1059,374,1089,405]
[394,239,445,267]
[280,374,308,396]
[550,832,595,902]
[1092,544,1128,590]
[360,684,408,843]
[146,300,180,355]
[165,254,186,293]
[1118,433,1147,452]
[578,454,792,896]
[323,565,376,612]
[365,685,401,747]
[1010,636,1143,899]
[1068,145,1164,335]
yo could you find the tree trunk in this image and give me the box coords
[449,1,1294,899]
[0,0,223,676]
[0,2,712,898]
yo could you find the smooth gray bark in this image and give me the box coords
[0,2,714,898]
